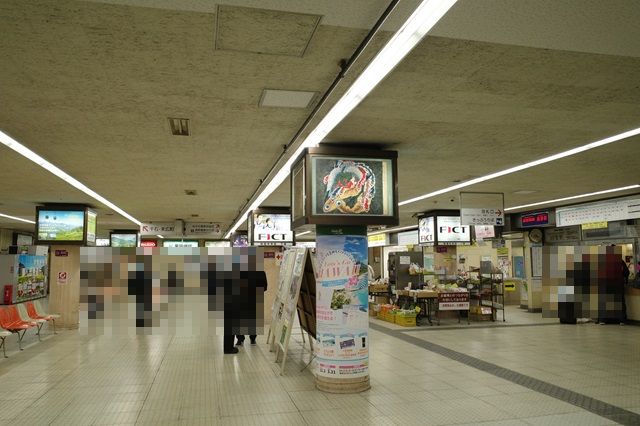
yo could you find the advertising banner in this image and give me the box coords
[418,216,435,244]
[316,226,369,378]
[436,216,470,245]
[252,213,293,245]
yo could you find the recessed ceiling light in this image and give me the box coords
[168,117,190,136]
[259,89,317,108]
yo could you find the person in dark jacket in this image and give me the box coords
[236,270,268,346]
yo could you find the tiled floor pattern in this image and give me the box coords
[0,306,637,425]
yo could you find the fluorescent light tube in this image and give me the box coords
[0,130,142,226]
[224,0,458,238]
[296,230,312,237]
[399,126,640,206]
[504,185,640,211]
[156,234,165,239]
[0,212,35,224]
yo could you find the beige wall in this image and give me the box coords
[48,245,81,329]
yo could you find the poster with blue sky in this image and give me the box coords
[315,226,369,378]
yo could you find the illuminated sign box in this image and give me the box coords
[248,207,294,246]
[110,232,138,247]
[418,213,471,246]
[162,240,199,248]
[520,211,550,227]
[291,147,398,228]
[35,205,97,246]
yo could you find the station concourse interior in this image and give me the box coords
[1,1,640,425]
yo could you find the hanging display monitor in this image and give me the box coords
[291,147,398,228]
[231,232,249,247]
[110,232,138,247]
[248,208,294,246]
[162,240,198,248]
[36,205,97,245]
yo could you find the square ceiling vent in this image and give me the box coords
[259,89,317,108]
[215,5,321,57]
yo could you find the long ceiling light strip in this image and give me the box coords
[0,212,36,224]
[399,126,640,206]
[0,130,143,226]
[504,185,640,212]
[367,224,418,236]
[224,0,459,238]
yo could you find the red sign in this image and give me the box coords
[521,211,549,227]
[436,246,448,253]
[140,240,157,247]
[263,252,275,258]
[55,250,69,257]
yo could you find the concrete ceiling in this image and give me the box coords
[1,0,639,237]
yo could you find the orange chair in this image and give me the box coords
[0,305,37,350]
[25,301,57,335]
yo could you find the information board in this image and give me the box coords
[556,197,640,227]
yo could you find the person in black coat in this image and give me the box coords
[236,270,268,346]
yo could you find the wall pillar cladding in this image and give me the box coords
[48,245,81,329]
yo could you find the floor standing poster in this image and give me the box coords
[316,226,369,379]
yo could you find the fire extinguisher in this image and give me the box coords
[3,285,12,304]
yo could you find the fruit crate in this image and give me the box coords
[394,314,416,327]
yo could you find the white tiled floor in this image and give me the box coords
[0,306,638,425]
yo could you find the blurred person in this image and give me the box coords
[236,269,268,346]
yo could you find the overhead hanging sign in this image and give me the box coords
[460,192,505,226]
[367,233,388,247]
[520,211,550,227]
[460,208,504,226]
[185,222,222,236]
[140,222,177,236]
[437,216,471,245]
[418,216,435,245]
[556,197,640,227]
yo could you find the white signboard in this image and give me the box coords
[397,230,418,246]
[544,226,581,243]
[437,216,470,245]
[419,216,435,244]
[185,222,221,236]
[367,233,388,247]
[461,208,504,226]
[556,197,640,227]
[474,225,495,239]
[140,222,176,236]
[253,213,293,245]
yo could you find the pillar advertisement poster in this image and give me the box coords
[315,226,369,378]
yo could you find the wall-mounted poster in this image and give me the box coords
[315,226,369,379]
[291,147,398,228]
